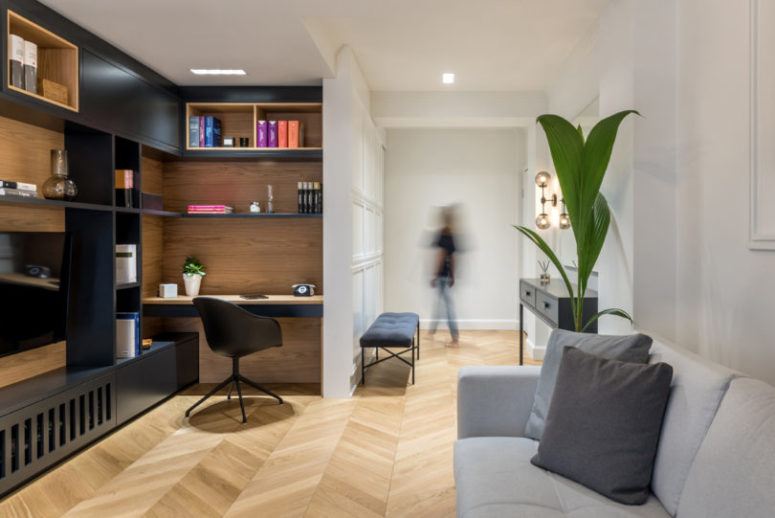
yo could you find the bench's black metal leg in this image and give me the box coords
[412,336,416,385]
[376,347,379,361]
[417,321,420,360]
[362,348,365,385]
[185,376,234,418]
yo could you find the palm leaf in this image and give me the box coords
[576,194,611,296]
[581,307,633,332]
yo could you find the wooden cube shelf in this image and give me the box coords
[186,102,322,152]
[7,10,79,112]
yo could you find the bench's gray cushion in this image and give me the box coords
[647,341,735,515]
[454,437,669,518]
[359,312,419,348]
[525,329,652,440]
[677,377,775,518]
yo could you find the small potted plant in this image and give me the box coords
[182,256,206,296]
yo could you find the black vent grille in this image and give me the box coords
[0,374,114,494]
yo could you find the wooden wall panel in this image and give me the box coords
[0,341,66,389]
[141,155,164,195]
[141,214,163,297]
[162,218,322,294]
[0,206,63,231]
[162,159,322,214]
[0,114,65,188]
[162,317,321,384]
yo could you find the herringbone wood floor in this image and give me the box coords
[0,330,538,517]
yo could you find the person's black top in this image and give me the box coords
[436,232,456,278]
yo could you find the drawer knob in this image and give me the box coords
[544,302,550,309]
[525,291,531,296]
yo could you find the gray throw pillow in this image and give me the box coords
[530,347,673,505]
[524,329,652,440]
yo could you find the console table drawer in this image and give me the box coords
[519,280,537,307]
[535,291,559,325]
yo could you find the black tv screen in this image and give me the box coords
[0,232,71,357]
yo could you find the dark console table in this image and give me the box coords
[518,278,598,365]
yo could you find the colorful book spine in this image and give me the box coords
[9,35,24,89]
[199,117,205,147]
[187,205,233,214]
[115,169,134,208]
[288,120,300,148]
[0,180,36,191]
[0,187,38,199]
[278,120,288,148]
[213,117,222,147]
[257,120,268,147]
[189,116,200,147]
[204,116,214,147]
[268,121,278,147]
[116,312,140,358]
[23,40,37,94]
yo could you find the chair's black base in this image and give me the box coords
[185,357,283,423]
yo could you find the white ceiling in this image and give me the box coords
[39,0,608,91]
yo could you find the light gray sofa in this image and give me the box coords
[454,340,775,517]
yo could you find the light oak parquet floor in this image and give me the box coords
[0,330,539,517]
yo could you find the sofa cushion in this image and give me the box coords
[531,347,673,505]
[454,437,669,518]
[677,377,775,518]
[525,329,652,440]
[647,341,735,515]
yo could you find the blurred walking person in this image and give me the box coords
[430,206,460,347]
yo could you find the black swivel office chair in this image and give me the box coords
[185,296,284,423]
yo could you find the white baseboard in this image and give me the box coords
[420,318,518,331]
[525,337,546,361]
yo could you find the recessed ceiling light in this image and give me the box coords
[442,72,455,84]
[190,69,247,76]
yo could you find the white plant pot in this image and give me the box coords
[183,273,202,297]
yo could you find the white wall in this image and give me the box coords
[323,46,384,397]
[544,0,775,385]
[383,128,525,330]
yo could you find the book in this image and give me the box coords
[268,121,278,147]
[213,117,222,147]
[116,244,137,284]
[0,180,36,191]
[189,116,200,147]
[204,116,214,147]
[257,120,268,147]
[278,120,288,148]
[0,187,38,199]
[199,116,205,147]
[9,35,24,89]
[187,204,233,214]
[288,120,300,148]
[115,169,134,208]
[116,312,140,358]
[23,40,37,94]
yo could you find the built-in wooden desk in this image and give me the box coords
[143,294,323,318]
[142,295,324,384]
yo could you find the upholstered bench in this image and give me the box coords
[360,312,420,384]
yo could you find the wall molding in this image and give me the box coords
[749,0,775,250]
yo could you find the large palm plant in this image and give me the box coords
[515,110,638,332]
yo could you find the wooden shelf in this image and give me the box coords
[7,10,79,112]
[185,101,322,153]
[181,212,321,219]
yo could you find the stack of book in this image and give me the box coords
[187,204,233,214]
[9,35,37,94]
[0,179,38,200]
[188,116,222,147]
[115,169,135,207]
[257,120,303,148]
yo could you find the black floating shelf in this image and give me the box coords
[115,207,142,214]
[141,208,181,217]
[181,148,322,160]
[0,196,114,212]
[181,212,322,219]
[116,282,141,290]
